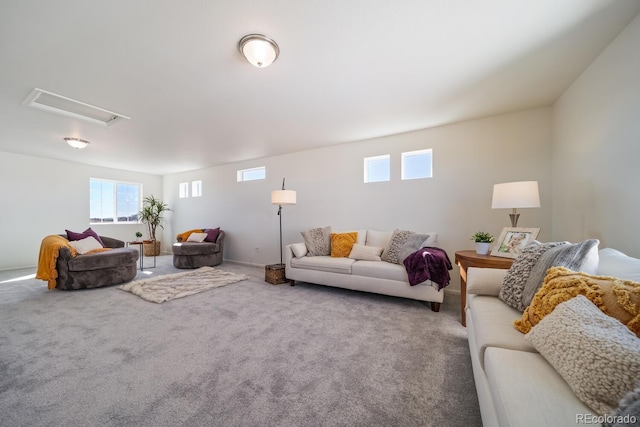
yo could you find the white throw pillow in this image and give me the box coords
[525,295,640,415]
[365,230,393,249]
[187,232,208,242]
[69,236,103,254]
[290,242,308,258]
[348,244,383,261]
[598,248,640,281]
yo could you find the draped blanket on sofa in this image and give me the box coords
[403,247,452,289]
[36,235,77,290]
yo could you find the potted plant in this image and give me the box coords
[135,231,143,241]
[139,195,171,256]
[471,231,494,255]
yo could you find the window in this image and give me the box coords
[179,182,189,198]
[237,166,266,182]
[191,180,202,197]
[90,178,142,223]
[401,149,432,180]
[364,155,390,183]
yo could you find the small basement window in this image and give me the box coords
[364,155,390,183]
[237,166,266,182]
[401,149,432,180]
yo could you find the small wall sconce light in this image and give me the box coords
[64,137,90,149]
[238,34,280,68]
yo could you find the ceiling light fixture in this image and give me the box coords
[64,137,90,149]
[238,34,279,68]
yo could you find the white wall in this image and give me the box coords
[164,107,553,292]
[0,151,162,270]
[552,14,640,257]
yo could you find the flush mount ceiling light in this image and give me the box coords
[64,137,90,149]
[238,34,279,68]
[23,88,130,127]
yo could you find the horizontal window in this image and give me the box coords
[364,155,390,183]
[237,166,266,182]
[90,178,142,224]
[402,149,432,180]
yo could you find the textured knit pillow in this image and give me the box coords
[301,226,332,256]
[499,241,567,311]
[381,229,415,264]
[515,266,640,336]
[520,239,600,308]
[525,295,640,415]
[398,233,430,264]
[348,244,383,261]
[330,232,358,258]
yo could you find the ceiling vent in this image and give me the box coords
[22,88,130,127]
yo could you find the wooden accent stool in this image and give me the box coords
[454,250,514,326]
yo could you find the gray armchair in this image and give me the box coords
[172,230,225,269]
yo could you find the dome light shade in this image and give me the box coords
[238,34,279,68]
[64,137,90,149]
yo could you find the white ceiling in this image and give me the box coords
[1,0,639,175]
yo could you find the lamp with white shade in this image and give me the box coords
[491,181,540,227]
[271,178,296,266]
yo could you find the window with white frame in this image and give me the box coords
[401,149,433,180]
[90,178,142,224]
[191,180,202,197]
[237,166,266,182]
[179,182,189,198]
[364,155,390,183]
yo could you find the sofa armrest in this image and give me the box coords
[100,236,124,248]
[467,267,508,296]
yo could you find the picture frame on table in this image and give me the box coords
[491,227,541,259]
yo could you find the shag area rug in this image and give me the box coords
[118,266,248,303]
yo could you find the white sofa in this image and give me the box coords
[284,230,445,311]
[466,248,640,427]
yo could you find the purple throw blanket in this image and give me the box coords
[402,247,452,289]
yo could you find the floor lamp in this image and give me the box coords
[271,178,296,266]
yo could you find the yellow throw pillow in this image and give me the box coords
[330,232,358,258]
[515,266,640,336]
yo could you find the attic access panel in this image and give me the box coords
[22,88,130,127]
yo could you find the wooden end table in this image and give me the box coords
[454,250,514,326]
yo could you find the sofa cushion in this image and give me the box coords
[520,239,599,308]
[351,260,407,282]
[68,236,104,254]
[290,255,355,274]
[330,232,358,258]
[515,267,640,336]
[290,242,308,258]
[525,295,640,415]
[381,229,415,264]
[365,230,393,249]
[598,248,640,281]
[499,241,566,311]
[66,227,105,247]
[467,296,536,369]
[301,226,332,256]
[484,347,595,426]
[334,229,367,245]
[187,232,208,242]
[67,247,139,272]
[172,242,219,256]
[348,243,383,261]
[204,227,220,243]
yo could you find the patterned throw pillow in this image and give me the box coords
[381,229,415,264]
[398,233,430,264]
[525,295,640,415]
[301,226,332,256]
[330,232,358,258]
[515,266,640,336]
[499,241,567,311]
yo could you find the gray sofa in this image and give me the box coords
[172,230,225,268]
[55,236,139,290]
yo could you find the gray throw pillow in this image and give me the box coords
[521,239,599,308]
[604,388,640,427]
[301,226,332,256]
[381,229,415,264]
[398,233,430,264]
[499,241,567,312]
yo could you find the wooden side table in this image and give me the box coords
[454,250,514,326]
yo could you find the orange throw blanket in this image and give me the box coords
[176,229,204,242]
[35,235,77,290]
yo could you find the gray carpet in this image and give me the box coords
[0,255,481,427]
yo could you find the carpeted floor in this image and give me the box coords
[0,255,481,427]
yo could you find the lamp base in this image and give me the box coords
[509,213,520,227]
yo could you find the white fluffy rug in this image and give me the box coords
[118,266,249,303]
